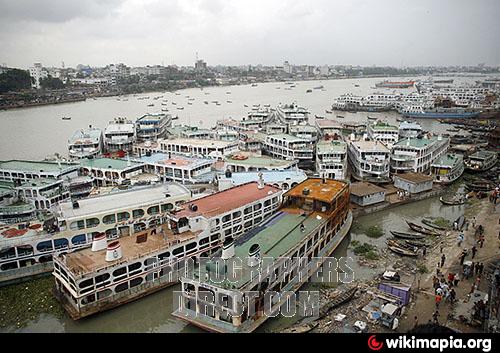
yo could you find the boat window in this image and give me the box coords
[172,246,184,256]
[253,203,262,211]
[132,209,145,219]
[222,214,231,223]
[1,262,18,271]
[186,242,197,251]
[232,211,241,218]
[199,237,209,245]
[71,234,87,245]
[158,252,170,261]
[244,220,252,228]
[147,205,160,216]
[36,241,53,252]
[264,199,271,207]
[144,258,157,266]
[113,267,127,278]
[130,277,143,288]
[115,282,129,293]
[85,218,100,229]
[95,273,110,283]
[103,214,116,224]
[128,262,141,272]
[0,247,16,259]
[161,203,174,212]
[69,220,85,230]
[117,212,130,222]
[79,278,94,289]
[244,206,252,214]
[54,238,69,249]
[97,289,112,300]
[39,255,53,263]
[210,234,219,242]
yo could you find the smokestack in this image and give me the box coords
[257,172,264,189]
[221,236,235,260]
[91,233,107,252]
[105,241,123,262]
[247,244,261,267]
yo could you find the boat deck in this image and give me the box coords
[61,225,199,276]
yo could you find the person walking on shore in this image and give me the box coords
[432,310,440,324]
[440,254,446,267]
[454,273,460,287]
[457,233,464,247]
[472,216,476,229]
[472,245,477,259]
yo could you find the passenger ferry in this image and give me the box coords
[104,117,135,153]
[465,150,497,172]
[430,153,465,184]
[239,108,273,131]
[375,80,415,89]
[400,105,480,119]
[0,183,191,284]
[398,121,423,139]
[347,139,391,183]
[391,135,450,174]
[366,121,399,148]
[315,139,347,180]
[331,93,398,112]
[172,178,352,333]
[274,103,309,125]
[135,113,172,141]
[68,126,103,160]
[53,181,282,319]
[262,134,315,169]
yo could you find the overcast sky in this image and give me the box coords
[0,0,499,69]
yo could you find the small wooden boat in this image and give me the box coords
[388,239,420,252]
[325,110,332,114]
[280,322,318,333]
[388,244,419,257]
[318,287,358,318]
[406,221,440,236]
[404,239,428,248]
[439,196,465,206]
[61,116,71,120]
[367,116,377,120]
[421,218,448,231]
[390,230,425,240]
[336,115,344,119]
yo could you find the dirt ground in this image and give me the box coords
[397,199,500,332]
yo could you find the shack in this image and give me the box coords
[393,172,433,194]
[350,182,386,206]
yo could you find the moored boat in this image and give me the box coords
[172,178,352,333]
[390,230,425,240]
[421,218,448,231]
[439,196,465,206]
[406,221,441,236]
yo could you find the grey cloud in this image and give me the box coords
[0,0,124,23]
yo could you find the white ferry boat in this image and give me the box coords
[104,117,135,153]
[430,153,465,184]
[262,134,315,168]
[332,93,399,112]
[391,135,450,174]
[274,103,309,125]
[158,138,239,160]
[68,126,103,160]
[135,113,172,141]
[239,108,273,131]
[172,178,352,333]
[465,150,497,172]
[0,184,191,284]
[347,139,391,183]
[289,124,319,142]
[316,139,348,180]
[398,121,423,139]
[53,181,283,319]
[367,121,399,148]
[218,170,307,191]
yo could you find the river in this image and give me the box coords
[0,75,482,160]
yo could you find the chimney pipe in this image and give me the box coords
[105,241,123,262]
[91,233,107,252]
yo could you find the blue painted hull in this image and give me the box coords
[402,111,480,119]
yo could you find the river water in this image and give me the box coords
[0,75,482,160]
[0,76,470,332]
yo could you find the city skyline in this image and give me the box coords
[1,0,499,69]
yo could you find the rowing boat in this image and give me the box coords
[421,218,448,231]
[388,244,419,257]
[390,230,425,240]
[406,221,441,236]
[439,196,465,206]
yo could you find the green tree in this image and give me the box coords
[40,76,65,90]
[0,69,32,93]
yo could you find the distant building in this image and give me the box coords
[195,59,207,73]
[283,61,292,74]
[29,63,48,89]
